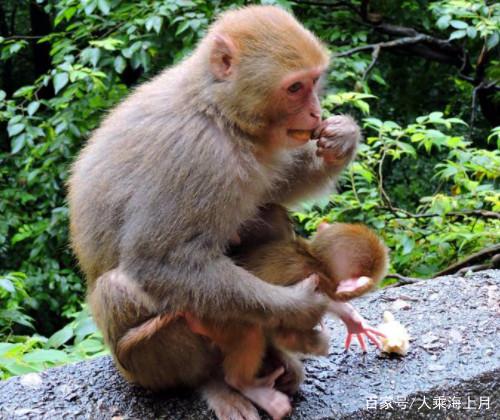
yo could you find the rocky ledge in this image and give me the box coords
[1,270,499,419]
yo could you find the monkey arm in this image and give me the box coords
[121,250,327,330]
[272,115,361,205]
[271,141,352,205]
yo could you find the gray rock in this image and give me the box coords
[1,270,499,419]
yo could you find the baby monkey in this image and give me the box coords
[187,207,389,419]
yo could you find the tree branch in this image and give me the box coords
[385,273,422,287]
[362,44,380,79]
[335,34,429,58]
[379,207,500,221]
[305,0,498,125]
[434,244,500,277]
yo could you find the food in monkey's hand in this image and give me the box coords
[288,129,312,142]
[377,311,410,356]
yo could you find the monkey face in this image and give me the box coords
[264,68,325,149]
[206,6,330,145]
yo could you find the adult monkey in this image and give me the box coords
[68,5,360,420]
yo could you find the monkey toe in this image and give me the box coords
[204,380,260,420]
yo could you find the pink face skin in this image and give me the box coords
[267,67,325,149]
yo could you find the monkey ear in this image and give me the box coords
[210,34,237,80]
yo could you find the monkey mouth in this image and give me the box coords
[287,129,313,142]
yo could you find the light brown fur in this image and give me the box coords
[191,210,388,396]
[69,6,359,420]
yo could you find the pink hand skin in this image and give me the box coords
[328,301,386,352]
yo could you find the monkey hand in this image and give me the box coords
[277,274,329,330]
[313,115,360,165]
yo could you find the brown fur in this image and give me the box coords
[195,213,388,390]
[68,6,357,419]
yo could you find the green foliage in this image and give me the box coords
[0,0,498,379]
[0,307,106,380]
[0,272,34,334]
[430,1,500,47]
[295,108,499,278]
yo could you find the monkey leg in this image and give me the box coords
[262,345,305,396]
[202,378,260,420]
[221,324,265,385]
[230,367,291,420]
[273,327,330,356]
[211,326,290,420]
[88,269,216,390]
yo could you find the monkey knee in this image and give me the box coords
[88,268,158,344]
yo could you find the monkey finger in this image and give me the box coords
[344,333,353,350]
[316,137,337,148]
[356,334,367,352]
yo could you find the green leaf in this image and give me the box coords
[466,27,477,39]
[176,21,190,36]
[0,359,34,376]
[84,1,97,15]
[401,236,415,255]
[27,101,40,116]
[97,0,110,15]
[364,117,383,128]
[0,343,17,356]
[81,48,101,67]
[396,141,416,157]
[436,15,451,30]
[53,73,69,94]
[146,16,163,34]
[75,317,98,341]
[76,338,103,353]
[0,278,15,293]
[23,349,69,364]
[47,325,74,349]
[7,123,24,137]
[486,32,499,50]
[449,30,466,40]
[114,56,126,74]
[0,89,6,101]
[450,20,468,29]
[428,111,443,120]
[90,38,123,51]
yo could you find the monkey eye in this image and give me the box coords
[287,82,303,94]
[313,77,319,85]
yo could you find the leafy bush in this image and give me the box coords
[0,0,498,378]
[0,306,105,380]
[294,108,499,279]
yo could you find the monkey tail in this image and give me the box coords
[116,312,182,370]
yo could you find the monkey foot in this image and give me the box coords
[336,276,371,293]
[343,311,386,352]
[329,301,386,352]
[227,368,291,420]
